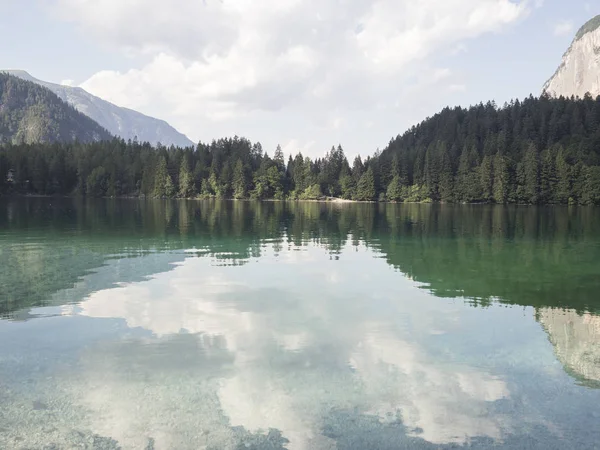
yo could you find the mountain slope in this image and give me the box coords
[0,73,112,144]
[543,15,600,98]
[5,70,194,148]
[377,95,600,205]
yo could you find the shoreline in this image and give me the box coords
[0,193,587,206]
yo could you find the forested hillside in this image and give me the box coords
[1,94,600,204]
[0,73,112,145]
[5,70,194,147]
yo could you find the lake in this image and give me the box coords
[1,198,600,450]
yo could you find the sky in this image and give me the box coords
[1,0,599,158]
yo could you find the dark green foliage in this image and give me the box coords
[300,184,323,200]
[178,157,195,198]
[340,171,356,200]
[480,156,493,203]
[153,156,175,198]
[516,143,540,204]
[493,152,510,204]
[2,94,600,204]
[378,96,600,205]
[386,175,403,202]
[555,146,572,203]
[232,159,247,199]
[355,167,375,201]
[0,73,112,144]
[582,166,600,204]
[86,167,108,197]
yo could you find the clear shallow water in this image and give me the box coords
[1,199,600,450]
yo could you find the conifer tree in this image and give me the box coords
[355,166,375,201]
[480,155,494,202]
[387,175,403,202]
[555,146,572,204]
[153,156,175,198]
[178,157,195,198]
[516,143,540,204]
[232,159,247,199]
[493,152,510,204]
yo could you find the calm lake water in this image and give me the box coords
[1,198,600,450]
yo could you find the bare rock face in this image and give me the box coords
[543,15,600,99]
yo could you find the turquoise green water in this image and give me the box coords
[1,198,600,449]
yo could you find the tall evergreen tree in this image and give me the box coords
[153,156,175,198]
[438,144,454,202]
[233,159,247,199]
[540,148,557,203]
[387,175,403,202]
[480,155,494,202]
[352,156,365,182]
[178,157,195,198]
[355,167,375,201]
[516,143,540,204]
[273,145,285,173]
[339,166,356,200]
[492,151,510,204]
[555,146,572,204]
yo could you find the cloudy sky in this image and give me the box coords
[1,0,598,157]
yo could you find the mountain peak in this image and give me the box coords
[542,15,600,99]
[3,70,195,148]
[3,70,37,82]
[0,72,112,144]
[574,14,600,41]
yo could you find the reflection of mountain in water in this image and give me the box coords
[538,308,600,388]
[2,198,600,447]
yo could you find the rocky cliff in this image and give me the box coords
[543,15,600,98]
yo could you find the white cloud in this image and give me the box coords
[52,0,529,156]
[553,20,574,37]
[449,83,467,92]
[450,43,469,55]
[60,79,75,86]
[282,139,316,157]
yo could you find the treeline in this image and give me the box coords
[377,94,600,205]
[0,138,380,201]
[1,95,600,204]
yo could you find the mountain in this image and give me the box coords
[5,70,194,148]
[0,72,112,144]
[543,15,600,98]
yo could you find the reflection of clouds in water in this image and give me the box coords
[350,326,508,444]
[81,271,254,342]
[67,335,287,450]
[74,243,512,448]
[218,374,337,450]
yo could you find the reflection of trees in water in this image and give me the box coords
[1,198,600,318]
[2,199,600,447]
